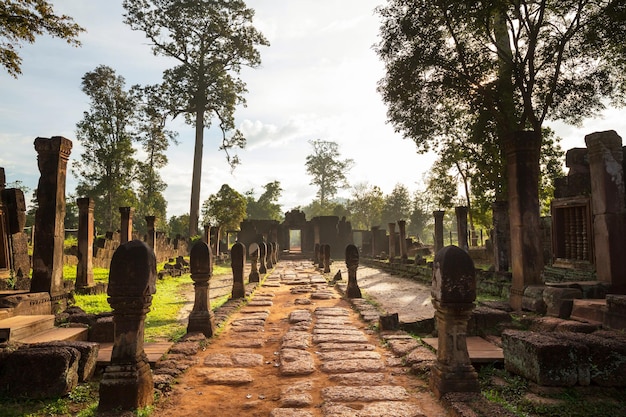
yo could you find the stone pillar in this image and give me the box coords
[323,244,331,273]
[119,207,134,244]
[145,216,156,253]
[586,130,626,291]
[345,244,362,298]
[231,241,246,299]
[266,241,274,269]
[99,240,156,411]
[272,241,279,264]
[455,206,469,252]
[203,224,210,245]
[259,241,267,274]
[505,131,543,310]
[371,226,379,257]
[187,241,214,337]
[313,243,320,266]
[31,136,72,302]
[248,243,260,283]
[1,188,30,279]
[397,220,408,261]
[76,197,95,291]
[388,222,396,260]
[429,245,479,399]
[492,201,510,272]
[433,210,445,254]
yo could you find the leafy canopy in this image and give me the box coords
[201,184,247,232]
[0,0,84,77]
[305,139,354,208]
[246,181,283,221]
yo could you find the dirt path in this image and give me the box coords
[154,259,447,417]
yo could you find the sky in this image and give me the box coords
[1,0,625,220]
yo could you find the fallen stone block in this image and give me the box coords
[502,330,589,386]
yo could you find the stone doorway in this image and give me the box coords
[289,229,302,252]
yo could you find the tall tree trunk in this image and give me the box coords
[189,107,204,237]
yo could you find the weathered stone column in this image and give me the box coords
[492,200,510,272]
[187,241,214,337]
[203,224,210,245]
[397,220,408,261]
[266,241,274,269]
[1,187,30,279]
[388,222,396,261]
[99,240,156,411]
[119,207,134,244]
[345,244,362,298]
[430,245,479,399]
[455,206,469,252]
[272,241,279,264]
[313,243,321,266]
[259,241,267,274]
[31,136,72,302]
[248,243,260,283]
[76,197,95,291]
[433,211,445,254]
[371,226,379,257]
[145,216,156,254]
[231,241,246,299]
[323,244,331,273]
[586,130,626,292]
[505,131,543,310]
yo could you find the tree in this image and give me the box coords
[0,0,84,77]
[377,1,626,147]
[168,213,190,237]
[409,191,431,243]
[132,84,179,234]
[201,184,247,252]
[381,184,412,226]
[347,183,384,230]
[305,139,354,208]
[74,65,137,232]
[123,0,269,237]
[245,181,283,220]
[425,162,457,210]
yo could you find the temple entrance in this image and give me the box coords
[289,229,302,253]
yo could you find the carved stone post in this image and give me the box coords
[433,211,445,254]
[248,242,260,283]
[323,244,331,273]
[203,224,210,245]
[145,216,156,254]
[99,240,156,411]
[318,243,325,269]
[455,206,469,252]
[231,241,246,299]
[429,245,479,399]
[76,197,95,291]
[371,226,379,257]
[266,241,274,269]
[187,241,214,337]
[585,130,626,291]
[505,131,543,310]
[397,220,408,261]
[259,241,267,274]
[388,222,396,261]
[313,243,320,266]
[492,201,510,272]
[119,207,134,244]
[345,244,362,298]
[31,137,72,304]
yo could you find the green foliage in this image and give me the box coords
[201,184,247,233]
[300,200,349,219]
[305,139,354,208]
[123,0,269,236]
[408,191,431,242]
[0,0,84,77]
[246,181,283,220]
[347,183,384,230]
[168,213,190,238]
[73,65,138,232]
[381,184,412,226]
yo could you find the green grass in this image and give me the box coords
[0,382,99,417]
[63,265,110,283]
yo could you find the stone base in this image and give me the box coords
[75,283,107,295]
[187,311,214,338]
[249,272,260,283]
[232,283,245,299]
[99,360,153,411]
[346,284,362,299]
[429,362,480,399]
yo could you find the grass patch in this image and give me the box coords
[0,382,99,417]
[63,265,110,283]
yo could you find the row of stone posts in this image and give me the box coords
[386,219,410,261]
